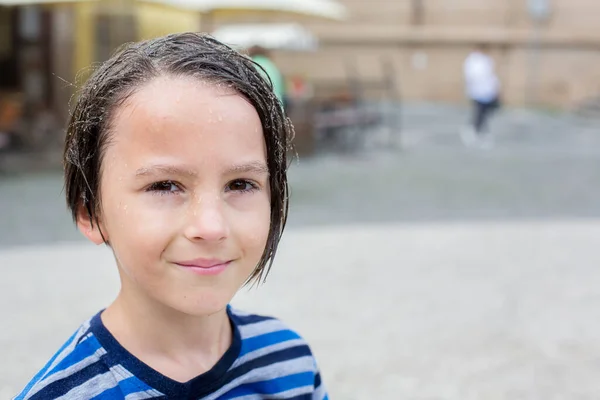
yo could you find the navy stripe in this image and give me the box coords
[223,372,314,398]
[28,361,110,400]
[230,313,275,326]
[314,371,321,388]
[224,345,313,385]
[286,394,312,400]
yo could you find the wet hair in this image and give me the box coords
[64,32,292,284]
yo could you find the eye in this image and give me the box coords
[146,180,182,195]
[226,179,258,193]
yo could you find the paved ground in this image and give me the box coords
[1,104,600,399]
[3,222,600,399]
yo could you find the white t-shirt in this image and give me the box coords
[464,51,500,103]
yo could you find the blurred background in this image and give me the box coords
[2,0,600,399]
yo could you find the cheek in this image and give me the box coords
[232,196,271,255]
[101,193,176,255]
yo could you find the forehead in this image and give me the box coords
[103,76,265,172]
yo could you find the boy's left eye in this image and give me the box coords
[226,179,258,193]
[147,180,182,194]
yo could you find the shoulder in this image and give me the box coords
[229,307,320,370]
[230,307,313,353]
[14,316,113,400]
[227,307,328,398]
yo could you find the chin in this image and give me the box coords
[168,290,234,318]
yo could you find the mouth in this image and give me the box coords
[174,258,232,276]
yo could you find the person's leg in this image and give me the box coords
[473,100,487,135]
[480,102,493,134]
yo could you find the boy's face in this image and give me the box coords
[79,76,271,317]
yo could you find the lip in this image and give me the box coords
[175,258,231,276]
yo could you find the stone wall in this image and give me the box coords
[270,0,600,109]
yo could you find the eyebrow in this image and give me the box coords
[225,161,269,176]
[135,165,197,179]
[134,161,269,179]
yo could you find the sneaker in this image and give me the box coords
[479,133,495,150]
[460,127,477,147]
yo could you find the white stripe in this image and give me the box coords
[204,356,315,400]
[55,371,117,400]
[26,347,106,398]
[39,321,92,382]
[109,364,135,381]
[104,365,164,399]
[230,385,314,400]
[232,338,307,369]
[237,319,288,339]
[108,365,165,399]
[76,332,94,345]
[229,307,254,317]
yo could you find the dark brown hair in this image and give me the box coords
[64,32,291,284]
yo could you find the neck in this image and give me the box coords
[101,279,232,381]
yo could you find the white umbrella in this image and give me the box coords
[1,0,347,20]
[144,0,347,20]
[212,23,318,51]
[0,0,90,5]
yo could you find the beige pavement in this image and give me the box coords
[2,221,600,399]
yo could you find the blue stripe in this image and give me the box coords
[90,384,166,400]
[221,384,254,398]
[240,329,301,356]
[252,372,315,394]
[224,372,314,398]
[118,376,155,396]
[227,345,313,384]
[14,329,82,399]
[44,336,103,378]
[28,361,109,400]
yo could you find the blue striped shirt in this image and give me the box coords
[14,307,327,400]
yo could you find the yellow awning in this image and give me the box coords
[0,0,92,6]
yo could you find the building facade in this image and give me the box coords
[272,0,600,109]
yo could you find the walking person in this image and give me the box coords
[462,43,501,148]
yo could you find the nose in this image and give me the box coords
[183,196,229,242]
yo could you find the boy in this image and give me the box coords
[15,33,327,400]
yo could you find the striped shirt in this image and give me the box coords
[14,307,327,400]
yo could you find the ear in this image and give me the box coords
[76,202,107,245]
